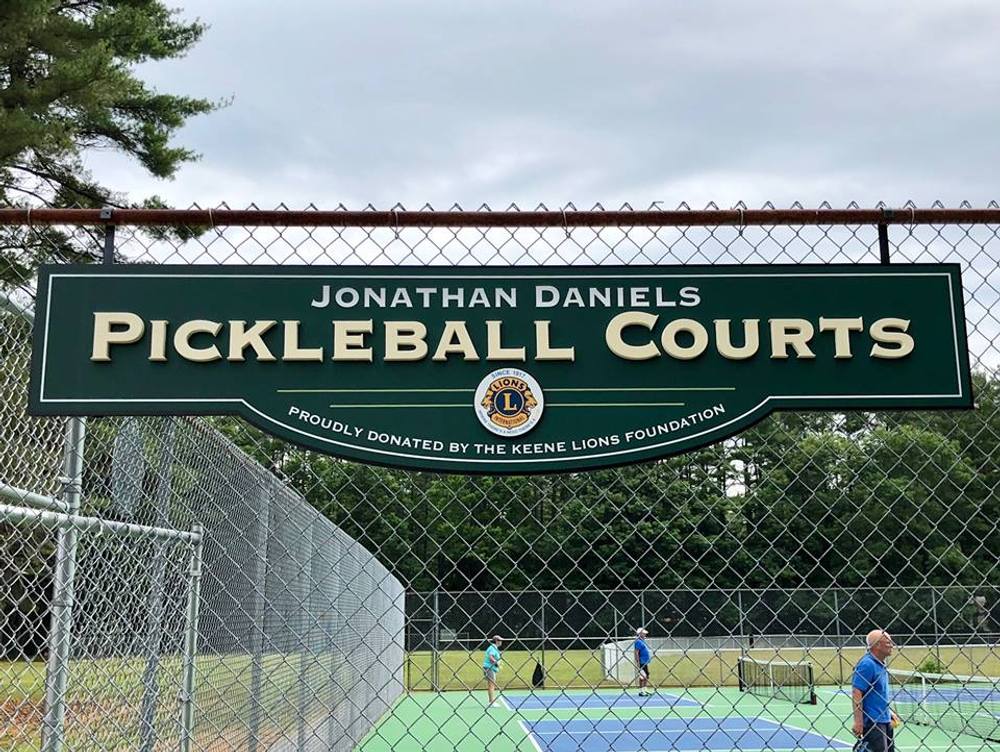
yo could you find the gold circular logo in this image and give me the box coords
[474,369,545,437]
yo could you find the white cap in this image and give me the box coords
[636,627,648,636]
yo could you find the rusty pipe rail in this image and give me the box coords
[1,207,999,228]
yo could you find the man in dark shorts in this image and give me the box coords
[852,629,900,752]
[634,627,651,697]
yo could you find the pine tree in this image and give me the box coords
[0,0,218,284]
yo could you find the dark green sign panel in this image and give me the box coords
[29,264,972,474]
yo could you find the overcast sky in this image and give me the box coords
[89,1,1000,210]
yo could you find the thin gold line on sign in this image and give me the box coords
[330,402,686,408]
[547,387,735,392]
[282,388,474,394]
[330,404,469,408]
[548,402,685,407]
[282,386,732,394]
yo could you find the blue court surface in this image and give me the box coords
[504,690,699,711]
[894,686,1000,702]
[520,717,851,752]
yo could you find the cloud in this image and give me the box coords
[85,0,1000,208]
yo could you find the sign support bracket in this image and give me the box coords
[101,207,116,265]
[878,209,893,264]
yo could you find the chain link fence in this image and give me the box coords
[1,282,404,750]
[1,204,999,751]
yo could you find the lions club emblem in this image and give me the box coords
[474,368,545,437]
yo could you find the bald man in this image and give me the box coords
[851,629,900,752]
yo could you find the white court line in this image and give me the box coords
[532,728,690,737]
[772,718,852,750]
[514,696,694,709]
[499,696,514,712]
[517,720,545,752]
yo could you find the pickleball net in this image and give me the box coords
[890,667,1000,742]
[738,655,817,705]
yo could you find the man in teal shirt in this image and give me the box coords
[483,634,503,707]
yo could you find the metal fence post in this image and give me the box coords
[325,532,344,751]
[539,591,546,671]
[179,525,204,752]
[41,416,86,752]
[833,590,844,684]
[248,483,271,752]
[931,587,942,666]
[139,422,176,752]
[296,522,320,752]
[432,589,440,692]
[737,590,746,648]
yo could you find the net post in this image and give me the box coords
[40,417,86,752]
[178,524,205,752]
[808,662,817,705]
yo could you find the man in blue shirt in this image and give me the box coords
[483,634,503,707]
[852,629,900,752]
[634,627,652,697]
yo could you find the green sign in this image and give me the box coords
[29,264,972,474]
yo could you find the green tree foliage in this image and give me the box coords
[0,0,217,283]
[212,371,1000,597]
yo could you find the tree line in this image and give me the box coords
[217,371,1000,595]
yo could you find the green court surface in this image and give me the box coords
[360,686,990,752]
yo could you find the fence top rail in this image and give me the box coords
[408,586,994,596]
[2,207,1000,229]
